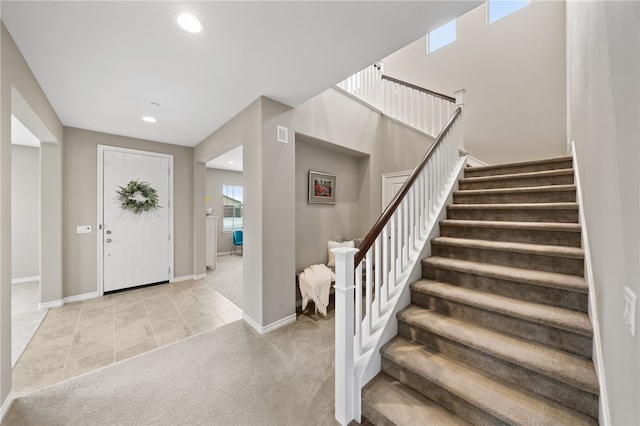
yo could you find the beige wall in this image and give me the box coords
[195,98,263,325]
[1,22,63,410]
[205,168,243,254]
[292,89,436,229]
[63,127,194,297]
[295,136,367,271]
[194,88,436,329]
[11,145,39,279]
[567,2,640,424]
[383,0,567,165]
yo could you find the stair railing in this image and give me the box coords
[333,107,464,426]
[336,64,457,137]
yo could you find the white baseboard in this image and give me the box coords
[64,291,99,304]
[0,391,15,423]
[171,273,208,283]
[11,276,40,285]
[243,313,296,335]
[217,251,232,256]
[39,291,99,310]
[39,299,63,309]
[462,152,488,167]
[171,275,195,283]
[570,141,610,425]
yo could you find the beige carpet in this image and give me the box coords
[3,313,337,426]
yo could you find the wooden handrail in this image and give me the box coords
[354,107,461,265]
[381,75,455,103]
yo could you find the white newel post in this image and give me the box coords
[333,247,359,426]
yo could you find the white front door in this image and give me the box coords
[100,147,172,292]
[382,171,411,209]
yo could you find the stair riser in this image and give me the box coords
[382,357,506,426]
[464,160,573,178]
[439,224,582,247]
[361,402,395,426]
[459,174,574,190]
[453,190,576,204]
[431,244,585,276]
[422,266,588,312]
[447,207,579,223]
[410,292,592,357]
[398,322,598,418]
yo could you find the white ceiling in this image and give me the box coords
[1,1,481,148]
[11,115,40,147]
[206,145,243,172]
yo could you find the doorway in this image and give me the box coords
[97,145,174,294]
[10,115,45,366]
[204,145,244,309]
[382,170,411,209]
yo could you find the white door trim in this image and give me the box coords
[97,145,174,296]
[381,170,411,210]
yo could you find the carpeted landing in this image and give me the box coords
[3,313,338,426]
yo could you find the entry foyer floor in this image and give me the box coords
[13,256,243,395]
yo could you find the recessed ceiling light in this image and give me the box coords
[142,116,157,123]
[227,161,235,165]
[177,13,203,33]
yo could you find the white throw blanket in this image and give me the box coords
[298,264,335,316]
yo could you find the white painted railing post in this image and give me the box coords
[333,247,359,426]
[454,89,465,152]
[454,88,466,109]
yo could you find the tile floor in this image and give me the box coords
[11,281,48,367]
[13,260,243,396]
[206,254,243,308]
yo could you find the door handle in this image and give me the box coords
[106,238,112,243]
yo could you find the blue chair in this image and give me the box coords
[232,230,243,255]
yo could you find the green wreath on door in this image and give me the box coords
[116,179,161,214]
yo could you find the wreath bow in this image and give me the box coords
[116,179,161,214]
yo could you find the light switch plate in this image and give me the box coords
[76,225,92,234]
[624,286,636,336]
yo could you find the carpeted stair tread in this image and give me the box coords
[439,219,582,247]
[423,256,588,293]
[362,373,471,426]
[440,219,581,233]
[459,169,574,189]
[453,185,577,204]
[397,306,599,394]
[460,168,574,184]
[447,203,580,223]
[464,156,573,178]
[448,202,579,211]
[411,280,592,336]
[454,184,576,197]
[432,237,584,259]
[383,337,597,426]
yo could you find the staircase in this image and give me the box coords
[361,156,599,425]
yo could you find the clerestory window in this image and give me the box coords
[427,19,457,54]
[488,0,528,24]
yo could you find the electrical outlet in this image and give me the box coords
[623,287,636,336]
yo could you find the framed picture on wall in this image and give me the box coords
[308,170,336,204]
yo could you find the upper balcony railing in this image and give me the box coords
[336,64,460,138]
